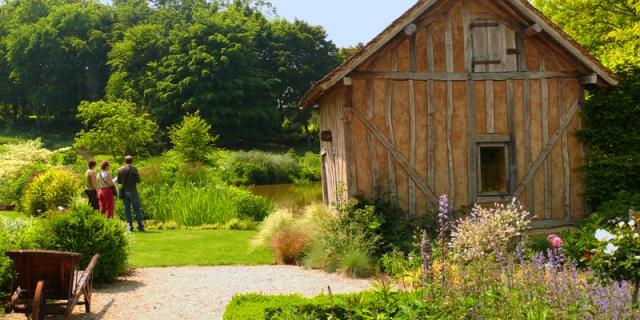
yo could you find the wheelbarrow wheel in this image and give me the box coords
[32,280,46,320]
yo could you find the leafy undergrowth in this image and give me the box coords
[223,294,351,320]
[129,230,273,268]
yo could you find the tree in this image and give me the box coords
[533,0,640,67]
[169,112,217,163]
[73,100,158,160]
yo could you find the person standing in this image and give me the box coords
[85,160,99,210]
[118,155,144,232]
[97,160,116,219]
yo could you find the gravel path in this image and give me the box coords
[3,266,372,320]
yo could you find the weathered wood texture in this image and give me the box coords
[319,0,588,220]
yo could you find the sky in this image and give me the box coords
[268,0,417,48]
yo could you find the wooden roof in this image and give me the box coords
[300,0,619,108]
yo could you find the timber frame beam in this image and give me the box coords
[513,99,580,198]
[350,71,582,81]
[349,107,439,205]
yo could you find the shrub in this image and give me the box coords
[74,100,158,160]
[353,193,431,253]
[590,221,640,308]
[302,201,379,277]
[143,183,271,227]
[271,228,309,265]
[231,186,272,221]
[252,205,329,265]
[297,152,321,182]
[169,112,217,163]
[0,163,47,210]
[49,147,79,165]
[449,199,531,262]
[338,248,376,278]
[0,139,51,177]
[579,66,640,208]
[252,210,297,249]
[22,168,82,216]
[560,192,640,265]
[44,203,129,283]
[221,150,299,185]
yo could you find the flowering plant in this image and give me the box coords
[590,219,640,308]
[449,198,531,262]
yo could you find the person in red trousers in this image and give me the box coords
[97,160,116,219]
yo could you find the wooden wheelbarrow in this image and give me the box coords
[4,250,99,320]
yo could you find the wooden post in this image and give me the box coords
[366,79,380,188]
[386,50,399,196]
[427,26,436,195]
[446,13,455,210]
[540,58,552,219]
[463,0,477,204]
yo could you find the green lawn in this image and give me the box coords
[0,211,27,220]
[129,230,274,268]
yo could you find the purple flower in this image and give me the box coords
[438,194,449,254]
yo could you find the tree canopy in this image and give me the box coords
[0,0,341,146]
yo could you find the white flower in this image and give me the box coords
[635,233,640,239]
[635,256,640,261]
[618,222,626,228]
[630,220,636,227]
[57,206,65,211]
[604,243,619,255]
[595,229,615,242]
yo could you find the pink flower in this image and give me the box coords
[547,234,564,249]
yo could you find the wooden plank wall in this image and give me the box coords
[320,0,588,221]
[319,86,349,203]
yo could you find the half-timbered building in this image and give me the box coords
[301,0,618,227]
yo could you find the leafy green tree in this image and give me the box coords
[534,0,640,67]
[169,112,217,163]
[535,0,640,209]
[74,100,158,160]
[3,2,114,127]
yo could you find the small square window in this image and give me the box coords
[476,136,511,196]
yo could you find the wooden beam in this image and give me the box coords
[366,79,380,188]
[540,59,551,220]
[514,99,580,198]
[404,23,417,36]
[386,50,399,195]
[524,79,533,207]
[462,0,472,73]
[342,86,358,197]
[523,23,542,37]
[506,80,518,194]
[476,134,511,143]
[409,34,417,72]
[349,71,581,81]
[445,13,455,211]
[351,108,439,205]
[427,26,435,194]
[409,80,417,215]
[559,79,571,220]
[529,219,578,229]
[467,79,477,204]
[580,73,598,85]
[486,80,495,133]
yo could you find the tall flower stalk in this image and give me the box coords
[420,230,433,285]
[438,194,449,257]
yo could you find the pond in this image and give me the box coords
[250,182,323,214]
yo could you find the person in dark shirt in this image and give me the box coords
[117,155,144,232]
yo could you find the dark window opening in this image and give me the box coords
[477,141,511,196]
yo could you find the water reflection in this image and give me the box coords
[250,182,322,214]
